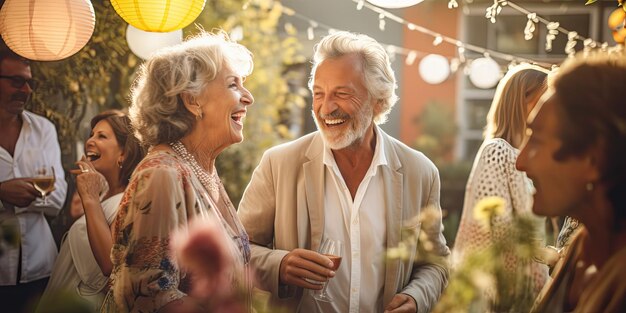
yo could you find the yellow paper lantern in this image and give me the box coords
[0,0,95,61]
[111,0,206,32]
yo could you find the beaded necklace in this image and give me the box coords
[169,141,250,264]
[169,141,220,193]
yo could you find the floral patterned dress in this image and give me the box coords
[100,150,251,313]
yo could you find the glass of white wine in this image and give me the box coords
[32,165,55,205]
[313,238,343,302]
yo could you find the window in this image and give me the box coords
[456,3,599,160]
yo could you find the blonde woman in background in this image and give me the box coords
[453,64,550,309]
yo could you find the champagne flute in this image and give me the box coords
[313,238,343,302]
[32,165,55,205]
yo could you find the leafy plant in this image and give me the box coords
[585,0,625,11]
[28,0,305,208]
[432,197,545,313]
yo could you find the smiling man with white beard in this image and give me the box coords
[239,31,450,313]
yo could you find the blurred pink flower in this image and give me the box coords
[170,217,234,299]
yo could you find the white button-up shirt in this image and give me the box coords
[300,127,387,313]
[0,110,67,285]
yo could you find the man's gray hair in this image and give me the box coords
[308,31,398,124]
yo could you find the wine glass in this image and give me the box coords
[313,238,343,302]
[32,165,55,205]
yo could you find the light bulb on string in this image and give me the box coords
[450,58,461,73]
[564,31,578,57]
[379,13,386,31]
[457,44,466,63]
[366,0,424,9]
[485,0,506,24]
[448,0,458,9]
[524,13,538,40]
[405,51,417,66]
[307,21,318,41]
[545,22,559,52]
[357,0,365,10]
[433,35,443,46]
[386,46,397,62]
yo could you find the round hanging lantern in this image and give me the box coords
[418,54,450,85]
[366,0,424,9]
[469,57,502,89]
[608,7,626,44]
[0,0,95,61]
[111,0,206,32]
[126,25,183,60]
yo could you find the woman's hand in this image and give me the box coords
[71,157,109,204]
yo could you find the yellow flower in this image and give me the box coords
[473,196,506,227]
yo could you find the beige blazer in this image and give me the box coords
[238,129,450,313]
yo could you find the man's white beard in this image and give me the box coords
[312,107,373,150]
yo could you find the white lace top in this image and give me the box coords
[453,138,548,295]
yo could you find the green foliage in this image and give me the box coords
[413,101,457,165]
[433,198,544,313]
[28,0,305,207]
[413,101,471,243]
[194,0,305,205]
[29,1,136,159]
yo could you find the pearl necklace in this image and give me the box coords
[170,141,220,193]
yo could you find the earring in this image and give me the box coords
[117,160,123,169]
[586,182,594,191]
[196,104,203,120]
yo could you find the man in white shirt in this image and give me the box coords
[0,44,67,312]
[239,31,450,313]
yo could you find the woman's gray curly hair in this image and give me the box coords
[308,31,398,124]
[129,30,253,147]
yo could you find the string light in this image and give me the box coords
[308,21,318,41]
[273,1,558,71]
[457,44,466,63]
[356,0,365,10]
[346,0,554,67]
[601,42,609,52]
[486,0,507,24]
[545,22,560,52]
[565,31,578,57]
[405,50,417,66]
[379,13,386,31]
[502,1,601,53]
[433,35,443,46]
[524,13,538,40]
[448,0,458,9]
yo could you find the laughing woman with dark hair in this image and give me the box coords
[518,50,626,313]
[39,110,145,311]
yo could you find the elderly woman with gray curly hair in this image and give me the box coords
[101,31,255,313]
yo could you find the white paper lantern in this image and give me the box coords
[469,57,502,89]
[0,0,95,61]
[366,0,424,8]
[126,25,183,60]
[418,54,450,85]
